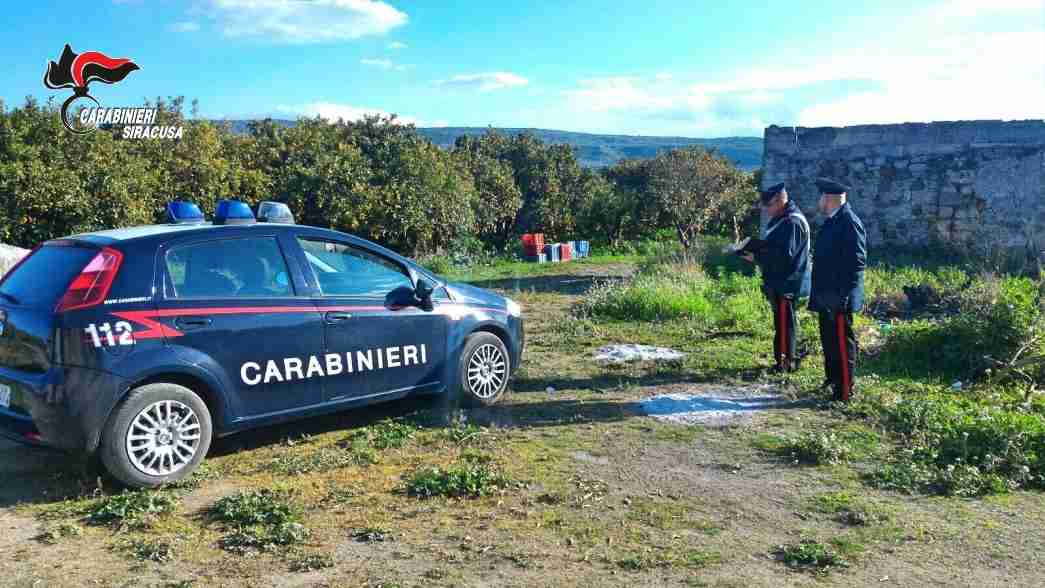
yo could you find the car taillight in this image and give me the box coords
[55,247,123,313]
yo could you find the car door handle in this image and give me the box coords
[324,311,353,323]
[174,316,212,329]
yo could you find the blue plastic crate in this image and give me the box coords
[524,253,547,264]
[544,243,560,262]
[578,240,590,257]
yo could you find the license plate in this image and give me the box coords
[0,384,9,409]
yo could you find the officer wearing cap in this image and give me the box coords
[740,183,811,372]
[809,178,867,401]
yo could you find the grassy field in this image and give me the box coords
[1,245,1044,587]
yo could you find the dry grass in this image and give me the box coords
[1,261,1044,587]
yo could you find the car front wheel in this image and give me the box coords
[100,383,213,488]
[457,332,511,406]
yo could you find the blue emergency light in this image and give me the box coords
[165,201,205,224]
[213,199,256,225]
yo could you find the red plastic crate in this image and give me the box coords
[522,233,546,257]
[559,242,572,262]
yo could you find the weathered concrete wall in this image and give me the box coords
[761,120,1045,257]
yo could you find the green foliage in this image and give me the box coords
[120,538,175,563]
[404,463,515,498]
[211,488,300,527]
[211,489,309,553]
[0,100,761,259]
[646,146,748,250]
[576,260,769,333]
[860,389,1045,495]
[34,522,83,544]
[775,431,854,466]
[86,490,178,530]
[775,540,849,574]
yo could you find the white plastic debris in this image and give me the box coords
[639,385,789,426]
[951,381,963,391]
[546,386,556,394]
[594,344,686,363]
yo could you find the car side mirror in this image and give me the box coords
[415,278,434,305]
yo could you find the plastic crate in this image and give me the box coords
[544,243,560,262]
[521,233,546,257]
[578,240,590,258]
[559,242,573,262]
[524,253,547,264]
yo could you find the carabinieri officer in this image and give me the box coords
[742,183,811,372]
[809,178,867,402]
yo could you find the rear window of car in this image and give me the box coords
[0,245,97,309]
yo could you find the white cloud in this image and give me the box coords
[561,0,1045,136]
[797,31,1045,126]
[360,58,409,71]
[168,21,200,33]
[438,72,529,92]
[388,41,408,50]
[277,101,425,126]
[203,0,407,43]
[361,58,393,69]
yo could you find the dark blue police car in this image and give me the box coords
[0,200,523,487]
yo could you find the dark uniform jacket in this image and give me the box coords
[755,201,811,299]
[809,202,867,313]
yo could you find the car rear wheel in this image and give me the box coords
[100,383,212,488]
[458,332,510,406]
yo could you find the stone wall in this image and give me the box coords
[761,120,1045,259]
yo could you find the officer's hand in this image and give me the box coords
[740,253,754,263]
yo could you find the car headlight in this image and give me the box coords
[505,298,522,317]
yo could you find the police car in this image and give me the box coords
[0,200,523,488]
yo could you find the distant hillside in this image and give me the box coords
[223,120,763,170]
[420,128,763,170]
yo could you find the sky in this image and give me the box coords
[3,0,1044,138]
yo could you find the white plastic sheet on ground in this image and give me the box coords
[593,344,686,363]
[639,385,790,426]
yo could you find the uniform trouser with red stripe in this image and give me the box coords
[817,311,856,401]
[770,294,797,371]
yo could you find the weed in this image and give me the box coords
[219,523,310,553]
[265,446,364,475]
[352,526,392,543]
[439,423,488,446]
[288,553,334,572]
[211,489,300,527]
[775,540,849,574]
[34,522,83,544]
[211,489,309,553]
[119,537,175,563]
[369,418,418,449]
[774,431,853,466]
[404,464,515,498]
[86,490,178,530]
